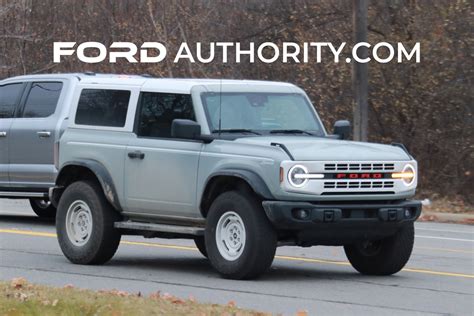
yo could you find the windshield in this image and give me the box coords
[201,92,325,136]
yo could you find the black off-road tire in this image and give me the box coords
[205,190,277,280]
[344,223,415,275]
[56,180,121,265]
[194,236,208,258]
[29,198,57,219]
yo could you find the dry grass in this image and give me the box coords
[0,278,270,316]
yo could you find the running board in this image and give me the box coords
[114,221,204,236]
[0,191,48,198]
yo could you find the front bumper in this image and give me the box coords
[262,200,421,245]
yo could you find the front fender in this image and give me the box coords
[208,169,274,200]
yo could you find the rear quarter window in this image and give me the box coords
[75,89,131,127]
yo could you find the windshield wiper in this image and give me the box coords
[212,129,261,135]
[269,129,314,135]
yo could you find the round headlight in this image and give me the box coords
[402,164,416,186]
[288,165,309,187]
[392,164,416,186]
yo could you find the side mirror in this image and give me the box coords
[171,119,201,140]
[333,120,351,140]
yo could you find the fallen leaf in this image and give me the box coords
[11,278,27,289]
[149,291,161,300]
[52,299,59,307]
[296,310,308,316]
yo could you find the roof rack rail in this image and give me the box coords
[141,74,154,78]
[84,72,96,76]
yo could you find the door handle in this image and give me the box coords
[128,151,145,160]
[0,132,6,137]
[37,131,51,138]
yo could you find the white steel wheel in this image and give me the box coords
[65,200,93,246]
[215,211,246,261]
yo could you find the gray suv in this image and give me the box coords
[50,74,421,279]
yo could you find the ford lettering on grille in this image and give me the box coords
[336,173,383,179]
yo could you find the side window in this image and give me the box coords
[75,89,131,127]
[0,83,23,118]
[136,92,195,138]
[22,82,63,118]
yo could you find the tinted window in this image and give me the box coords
[137,92,195,138]
[75,89,131,127]
[0,83,23,118]
[23,82,63,118]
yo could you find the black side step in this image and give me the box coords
[114,221,204,236]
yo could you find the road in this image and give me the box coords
[0,200,472,315]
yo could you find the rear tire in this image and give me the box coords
[205,190,277,280]
[344,223,415,275]
[56,180,121,265]
[29,198,56,219]
[194,236,207,258]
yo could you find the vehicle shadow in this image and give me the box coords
[106,254,392,283]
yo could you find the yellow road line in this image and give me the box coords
[0,229,56,238]
[416,246,474,254]
[121,240,197,251]
[402,268,474,278]
[1,228,473,279]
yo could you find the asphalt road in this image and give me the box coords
[0,200,472,315]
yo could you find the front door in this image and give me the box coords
[0,83,25,187]
[8,81,63,189]
[124,92,202,219]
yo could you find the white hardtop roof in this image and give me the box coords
[1,73,297,94]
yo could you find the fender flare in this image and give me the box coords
[54,160,122,211]
[200,168,274,215]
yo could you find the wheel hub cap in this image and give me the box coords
[216,211,246,261]
[65,200,93,246]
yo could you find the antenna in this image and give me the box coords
[218,77,222,137]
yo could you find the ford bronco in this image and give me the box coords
[50,74,421,279]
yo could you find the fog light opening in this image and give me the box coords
[293,209,311,220]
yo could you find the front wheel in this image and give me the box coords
[205,190,277,280]
[344,223,415,275]
[29,198,56,219]
[56,180,121,265]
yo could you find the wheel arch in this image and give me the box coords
[199,169,274,218]
[51,160,122,211]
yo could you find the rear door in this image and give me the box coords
[8,81,63,189]
[0,83,25,188]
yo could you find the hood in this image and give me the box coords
[234,136,411,161]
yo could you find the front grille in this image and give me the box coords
[324,163,395,172]
[324,181,394,189]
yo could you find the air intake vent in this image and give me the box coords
[324,163,395,172]
[324,181,394,189]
